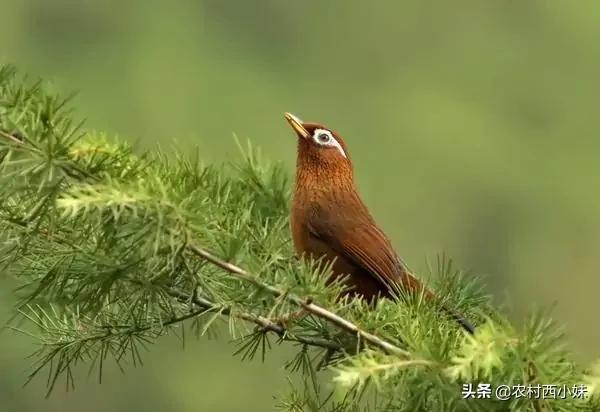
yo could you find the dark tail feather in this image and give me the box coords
[441,303,475,334]
[397,271,476,334]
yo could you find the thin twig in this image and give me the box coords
[0,129,25,145]
[186,244,409,357]
[0,127,98,181]
[167,289,341,351]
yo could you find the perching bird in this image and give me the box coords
[284,112,475,334]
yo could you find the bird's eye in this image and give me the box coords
[312,128,347,158]
[317,133,331,143]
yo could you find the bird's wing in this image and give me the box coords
[308,218,426,297]
[307,211,475,333]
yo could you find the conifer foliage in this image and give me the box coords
[0,66,598,411]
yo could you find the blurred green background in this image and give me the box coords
[1,0,599,410]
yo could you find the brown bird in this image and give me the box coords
[284,112,475,334]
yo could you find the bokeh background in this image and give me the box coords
[1,1,599,410]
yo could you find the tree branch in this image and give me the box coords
[0,126,98,181]
[5,211,397,355]
[0,128,25,145]
[186,244,409,357]
[166,288,342,351]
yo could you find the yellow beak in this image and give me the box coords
[284,112,310,139]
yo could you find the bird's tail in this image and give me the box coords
[398,271,476,335]
[440,302,475,334]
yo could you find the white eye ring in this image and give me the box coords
[312,128,347,158]
[316,132,331,143]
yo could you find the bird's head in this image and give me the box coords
[284,112,353,184]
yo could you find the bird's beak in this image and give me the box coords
[284,112,310,140]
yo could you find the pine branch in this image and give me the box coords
[167,288,342,351]
[186,243,409,356]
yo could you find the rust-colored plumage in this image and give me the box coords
[285,112,475,334]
